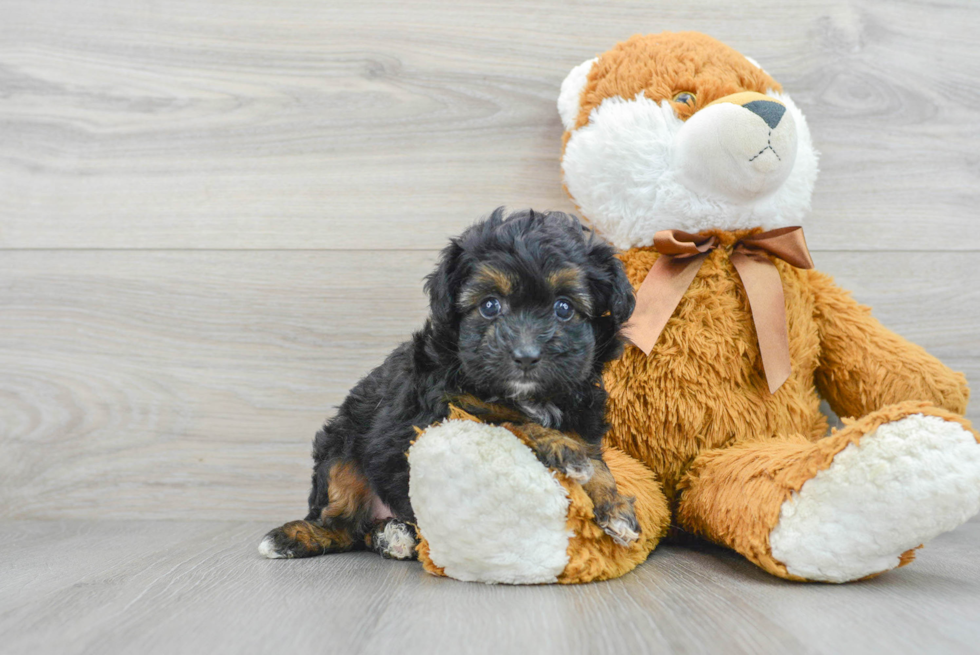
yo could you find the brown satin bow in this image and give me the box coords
[621,226,814,394]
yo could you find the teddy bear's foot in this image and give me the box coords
[769,413,980,582]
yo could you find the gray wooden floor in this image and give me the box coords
[2,519,979,655]
[3,0,980,652]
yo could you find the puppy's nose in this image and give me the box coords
[743,100,786,129]
[512,345,542,371]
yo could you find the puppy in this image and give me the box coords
[259,208,638,561]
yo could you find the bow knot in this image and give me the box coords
[621,226,814,394]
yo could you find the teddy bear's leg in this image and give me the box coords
[677,402,980,582]
[408,419,577,584]
[408,418,671,584]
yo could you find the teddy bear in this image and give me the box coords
[407,31,980,584]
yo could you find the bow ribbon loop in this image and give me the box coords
[653,230,719,257]
[621,226,813,394]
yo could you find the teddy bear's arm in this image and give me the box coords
[809,268,969,418]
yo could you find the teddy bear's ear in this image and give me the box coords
[743,55,769,75]
[557,57,598,132]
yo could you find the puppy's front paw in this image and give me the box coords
[595,498,641,548]
[258,520,352,559]
[535,445,594,484]
[517,425,595,484]
[258,523,305,559]
[563,459,595,485]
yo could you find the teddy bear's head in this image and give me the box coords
[558,32,819,250]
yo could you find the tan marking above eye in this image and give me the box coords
[548,268,593,315]
[475,265,514,295]
[547,267,584,290]
[457,265,515,308]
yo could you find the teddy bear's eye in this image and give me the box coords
[673,92,696,105]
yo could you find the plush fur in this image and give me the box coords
[259,208,638,559]
[547,31,980,582]
[410,406,671,584]
[560,33,818,249]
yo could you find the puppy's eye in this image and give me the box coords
[478,297,501,319]
[673,92,696,106]
[554,298,574,321]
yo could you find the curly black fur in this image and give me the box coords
[310,208,634,520]
[268,208,635,557]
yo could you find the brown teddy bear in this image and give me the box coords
[408,31,980,584]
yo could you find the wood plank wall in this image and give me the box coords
[2,0,978,520]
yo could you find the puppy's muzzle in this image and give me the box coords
[512,344,542,372]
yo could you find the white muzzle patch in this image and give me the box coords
[675,98,797,203]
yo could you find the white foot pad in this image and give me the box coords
[408,420,572,584]
[769,414,980,582]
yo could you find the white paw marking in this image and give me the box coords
[564,460,594,485]
[381,522,416,560]
[601,518,640,547]
[258,535,288,559]
[770,414,980,582]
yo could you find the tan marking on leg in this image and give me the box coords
[507,423,597,483]
[320,461,372,522]
[581,458,620,509]
[516,423,596,463]
[448,395,527,424]
[281,520,354,554]
[583,458,640,546]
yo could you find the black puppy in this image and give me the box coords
[259,208,638,560]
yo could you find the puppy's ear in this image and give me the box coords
[585,235,635,329]
[423,238,467,330]
[582,230,635,367]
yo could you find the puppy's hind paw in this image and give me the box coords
[595,499,641,548]
[368,520,418,560]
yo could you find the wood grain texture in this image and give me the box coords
[2,0,980,251]
[1,250,976,520]
[2,1,979,645]
[1,518,979,655]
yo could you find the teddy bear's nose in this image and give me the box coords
[743,100,786,130]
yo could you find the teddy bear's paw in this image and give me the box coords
[769,414,980,582]
[368,519,418,560]
[595,498,641,547]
